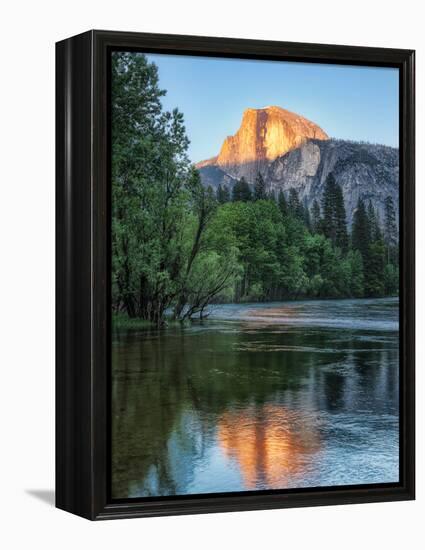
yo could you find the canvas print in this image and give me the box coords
[111,51,399,499]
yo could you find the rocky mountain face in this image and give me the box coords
[268,139,399,227]
[196,107,399,228]
[196,106,328,182]
[195,165,238,190]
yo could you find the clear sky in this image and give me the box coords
[146,53,399,164]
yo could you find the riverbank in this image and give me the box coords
[113,296,399,331]
[112,312,190,330]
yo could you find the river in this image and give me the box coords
[111,297,399,499]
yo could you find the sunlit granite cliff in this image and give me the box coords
[196,106,329,181]
[196,106,398,227]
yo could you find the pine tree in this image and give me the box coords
[321,173,348,251]
[232,177,252,202]
[351,197,387,297]
[303,200,312,232]
[311,199,322,234]
[351,198,369,296]
[366,240,385,297]
[321,173,336,243]
[253,172,267,200]
[384,195,398,264]
[288,188,303,219]
[278,190,288,216]
[334,183,348,252]
[232,181,241,201]
[222,184,230,203]
[352,198,370,261]
[367,201,381,241]
[268,190,277,202]
[216,184,223,203]
[217,184,230,204]
[364,200,385,296]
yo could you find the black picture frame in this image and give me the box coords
[56,29,415,520]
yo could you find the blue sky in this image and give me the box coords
[146,53,399,164]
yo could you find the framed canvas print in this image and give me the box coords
[56,30,415,520]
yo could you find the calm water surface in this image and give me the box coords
[112,298,399,498]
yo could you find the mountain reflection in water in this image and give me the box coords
[218,404,321,490]
[112,298,399,498]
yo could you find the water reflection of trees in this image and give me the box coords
[112,324,399,497]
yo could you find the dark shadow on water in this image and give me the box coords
[26,489,55,507]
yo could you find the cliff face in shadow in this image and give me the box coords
[267,139,398,227]
[198,138,399,228]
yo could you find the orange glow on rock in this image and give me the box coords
[217,404,321,490]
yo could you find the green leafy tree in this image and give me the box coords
[111,52,192,324]
[347,250,364,297]
[212,200,288,300]
[303,234,326,296]
[173,170,220,318]
[112,53,232,325]
[366,240,385,296]
[319,241,350,297]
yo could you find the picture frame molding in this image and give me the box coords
[56,29,415,520]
